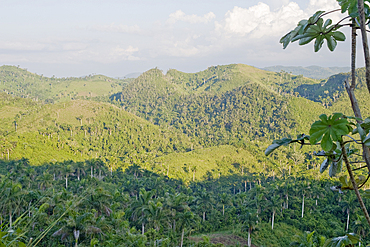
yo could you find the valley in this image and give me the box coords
[0,64,369,246]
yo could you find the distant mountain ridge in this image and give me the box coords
[262,65,350,79]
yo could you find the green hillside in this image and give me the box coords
[0,94,196,165]
[0,65,130,103]
[262,65,350,79]
[116,65,326,147]
[1,63,370,246]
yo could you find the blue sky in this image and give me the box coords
[0,0,360,77]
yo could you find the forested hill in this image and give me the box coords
[2,64,370,246]
[0,93,195,166]
[114,64,327,147]
[262,65,350,79]
[0,65,131,103]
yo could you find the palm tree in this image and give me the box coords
[267,194,282,230]
[240,209,258,247]
[341,194,357,232]
[352,215,369,240]
[0,180,24,228]
[323,233,360,247]
[178,211,195,247]
[146,200,166,232]
[74,162,86,181]
[196,189,214,222]
[130,188,155,235]
[37,172,53,191]
[164,193,191,231]
[52,210,101,247]
[61,162,74,189]
[290,231,326,247]
[218,193,231,217]
[86,187,113,217]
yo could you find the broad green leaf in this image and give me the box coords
[339,175,351,190]
[325,35,337,51]
[361,117,370,132]
[309,11,325,24]
[298,20,309,34]
[337,0,351,13]
[309,113,350,151]
[280,32,292,49]
[18,242,26,247]
[320,159,330,173]
[329,159,342,177]
[265,138,292,156]
[363,133,370,147]
[323,233,360,247]
[332,31,346,41]
[299,36,317,45]
[363,189,370,198]
[316,18,324,30]
[346,233,360,244]
[314,35,324,52]
[322,132,333,151]
[323,19,332,29]
[357,124,366,140]
[291,33,313,43]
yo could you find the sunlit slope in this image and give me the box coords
[0,93,287,182]
[0,65,128,102]
[149,145,259,181]
[0,95,195,165]
[118,66,326,147]
[263,65,350,79]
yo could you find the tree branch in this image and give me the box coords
[358,0,370,93]
[341,142,370,227]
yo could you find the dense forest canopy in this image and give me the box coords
[1,63,370,246]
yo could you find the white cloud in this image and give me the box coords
[167,10,216,24]
[110,45,140,61]
[217,0,341,39]
[91,23,141,34]
[218,2,304,37]
[0,41,46,51]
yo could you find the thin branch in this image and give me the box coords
[341,142,370,227]
[351,153,364,157]
[344,135,361,144]
[358,174,370,189]
[343,140,358,145]
[320,9,341,18]
[352,165,368,171]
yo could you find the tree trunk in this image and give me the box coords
[346,208,350,232]
[248,228,251,247]
[342,144,370,227]
[9,211,12,228]
[346,20,370,175]
[65,175,68,189]
[286,194,289,209]
[357,0,370,93]
[271,210,275,229]
[180,228,185,247]
[203,211,206,222]
[301,194,305,218]
[142,222,145,235]
[223,204,225,216]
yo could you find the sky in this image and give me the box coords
[0,0,363,78]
